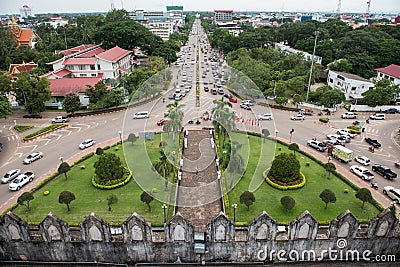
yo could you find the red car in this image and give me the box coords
[157,119,168,126]
[228,97,238,103]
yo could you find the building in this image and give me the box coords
[10,16,40,48]
[375,64,400,85]
[19,5,33,18]
[214,10,233,22]
[8,61,38,80]
[327,70,374,101]
[44,44,133,108]
[275,42,323,64]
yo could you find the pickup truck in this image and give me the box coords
[9,172,35,191]
[51,116,69,123]
[365,137,381,148]
[372,164,397,180]
[350,165,374,180]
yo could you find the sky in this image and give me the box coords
[0,0,399,15]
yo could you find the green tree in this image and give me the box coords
[127,133,137,145]
[165,101,185,143]
[96,88,124,108]
[107,194,118,211]
[58,191,76,212]
[240,191,255,211]
[356,188,372,209]
[288,143,299,157]
[95,147,104,155]
[269,153,301,183]
[0,94,12,119]
[362,79,397,106]
[0,72,12,95]
[227,142,244,189]
[94,153,125,181]
[62,93,81,114]
[320,189,336,209]
[274,96,288,106]
[140,191,154,211]
[86,81,108,105]
[324,162,336,179]
[328,58,352,73]
[319,89,345,108]
[280,196,295,211]
[154,150,175,191]
[17,192,34,211]
[58,162,71,180]
[262,129,270,143]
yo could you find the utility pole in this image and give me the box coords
[305,31,320,103]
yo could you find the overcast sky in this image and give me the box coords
[1,0,399,15]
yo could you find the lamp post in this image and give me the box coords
[275,130,279,140]
[232,203,237,223]
[289,128,294,143]
[59,157,64,163]
[162,204,167,223]
[306,31,320,103]
[118,131,122,144]
[272,80,276,98]
[327,156,331,163]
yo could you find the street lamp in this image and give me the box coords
[272,80,276,98]
[118,131,122,144]
[162,204,168,223]
[275,130,279,140]
[59,157,64,163]
[306,31,320,103]
[289,128,294,143]
[232,203,237,223]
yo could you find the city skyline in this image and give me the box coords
[1,0,399,15]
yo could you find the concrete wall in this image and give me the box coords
[0,209,399,264]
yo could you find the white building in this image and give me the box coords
[20,5,33,18]
[327,70,374,101]
[275,42,322,64]
[375,64,400,85]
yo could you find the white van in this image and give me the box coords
[133,111,149,119]
[370,113,385,120]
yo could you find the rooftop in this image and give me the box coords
[376,64,400,79]
[96,46,131,63]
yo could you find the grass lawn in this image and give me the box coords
[13,135,175,226]
[226,133,381,224]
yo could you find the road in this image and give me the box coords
[0,18,399,215]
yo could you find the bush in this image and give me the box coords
[23,123,68,141]
[264,170,306,190]
[269,153,300,183]
[92,168,132,189]
[319,117,329,123]
[74,152,95,165]
[22,114,42,119]
[305,162,310,167]
[151,188,159,193]
[43,190,50,196]
[80,165,86,170]
[14,125,34,133]
[343,189,349,194]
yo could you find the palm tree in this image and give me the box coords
[154,150,175,191]
[227,142,244,189]
[212,97,235,147]
[165,101,185,143]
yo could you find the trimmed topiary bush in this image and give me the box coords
[268,153,300,183]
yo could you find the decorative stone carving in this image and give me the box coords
[131,225,143,241]
[367,208,398,238]
[215,225,226,241]
[248,211,278,241]
[174,224,185,241]
[207,212,234,242]
[8,224,20,240]
[122,213,152,242]
[165,212,194,242]
[39,212,71,242]
[81,212,111,242]
[328,210,359,239]
[89,225,102,241]
[289,210,318,240]
[2,212,30,241]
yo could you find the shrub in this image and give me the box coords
[269,153,300,183]
[343,189,349,194]
[319,117,329,123]
[23,123,68,141]
[80,165,86,170]
[305,162,310,167]
[92,168,132,189]
[96,147,104,155]
[264,170,306,190]
[103,146,111,150]
[151,188,159,193]
[14,125,34,133]
[43,190,50,196]
[74,152,95,164]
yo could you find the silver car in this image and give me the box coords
[1,169,21,183]
[23,152,43,164]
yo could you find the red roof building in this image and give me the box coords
[376,64,400,85]
[96,46,132,62]
[8,61,38,79]
[48,74,104,97]
[10,16,40,48]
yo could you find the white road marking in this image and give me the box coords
[20,145,38,151]
[50,133,62,140]
[59,129,72,136]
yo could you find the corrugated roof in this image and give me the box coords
[53,69,71,78]
[76,47,105,58]
[96,46,131,62]
[48,74,103,96]
[376,64,400,79]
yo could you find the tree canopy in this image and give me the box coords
[269,153,301,183]
[94,153,125,181]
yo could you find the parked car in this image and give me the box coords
[384,108,399,114]
[228,97,237,103]
[242,100,255,106]
[372,164,397,180]
[370,113,385,120]
[383,186,400,203]
[79,139,95,150]
[224,93,233,98]
[326,135,345,146]
[354,155,371,166]
[365,137,381,148]
[204,86,209,92]
[350,165,374,180]
[291,114,305,120]
[258,114,273,120]
[157,119,168,126]
[307,140,327,152]
[341,112,357,119]
[9,172,35,191]
[168,94,176,99]
[133,111,149,119]
[51,116,69,123]
[1,169,21,183]
[217,89,224,95]
[23,152,43,164]
[240,103,251,110]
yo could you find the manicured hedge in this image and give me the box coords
[23,123,68,141]
[74,152,95,165]
[91,167,132,189]
[263,170,306,190]
[14,125,34,133]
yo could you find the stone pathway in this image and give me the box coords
[175,129,224,230]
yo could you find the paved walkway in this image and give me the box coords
[175,129,223,230]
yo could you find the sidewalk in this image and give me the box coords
[277,137,396,217]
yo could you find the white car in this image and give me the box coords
[350,165,374,180]
[337,129,356,138]
[341,112,357,119]
[79,139,95,150]
[354,155,371,166]
[23,152,43,164]
[133,111,149,119]
[258,114,273,120]
[383,186,400,203]
[291,114,305,120]
[9,172,35,191]
[1,169,21,183]
[370,113,385,120]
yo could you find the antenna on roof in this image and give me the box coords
[121,0,124,9]
[111,0,115,10]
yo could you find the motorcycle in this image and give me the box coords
[368,146,375,153]
[371,182,378,190]
[353,120,360,126]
